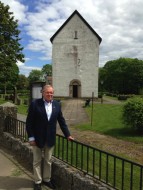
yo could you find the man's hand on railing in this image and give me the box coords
[67,136,74,141]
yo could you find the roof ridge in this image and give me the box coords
[50,10,102,44]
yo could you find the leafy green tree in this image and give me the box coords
[28,70,42,84]
[42,64,52,76]
[100,58,143,94]
[0,63,19,93]
[6,63,19,87]
[0,2,24,93]
[17,74,29,90]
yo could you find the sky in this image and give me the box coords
[1,0,143,77]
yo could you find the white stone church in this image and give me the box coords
[50,10,102,98]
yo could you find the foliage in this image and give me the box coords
[41,64,52,76]
[28,70,42,84]
[17,74,29,90]
[27,64,52,85]
[99,57,143,94]
[0,63,19,91]
[122,97,143,133]
[0,2,24,93]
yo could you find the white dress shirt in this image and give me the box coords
[44,101,52,120]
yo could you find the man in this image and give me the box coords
[26,85,74,190]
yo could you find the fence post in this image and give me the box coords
[91,92,94,126]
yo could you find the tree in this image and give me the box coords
[0,63,19,93]
[42,64,52,76]
[17,74,29,90]
[0,2,25,93]
[28,70,42,84]
[28,64,52,85]
[100,58,143,94]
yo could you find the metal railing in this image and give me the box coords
[4,116,27,142]
[4,116,143,190]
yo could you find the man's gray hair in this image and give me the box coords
[42,85,54,92]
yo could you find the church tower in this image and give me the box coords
[50,10,102,98]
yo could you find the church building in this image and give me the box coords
[50,10,102,98]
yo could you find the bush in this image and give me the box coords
[122,97,143,133]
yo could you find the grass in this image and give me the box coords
[11,168,23,176]
[0,99,8,104]
[54,136,143,190]
[75,103,143,144]
[17,104,28,115]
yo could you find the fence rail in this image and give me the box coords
[4,116,143,190]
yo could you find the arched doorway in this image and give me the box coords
[69,79,81,98]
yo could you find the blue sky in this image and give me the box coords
[1,0,143,76]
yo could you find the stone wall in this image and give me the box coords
[0,102,17,135]
[0,103,115,190]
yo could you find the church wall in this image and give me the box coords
[52,14,100,98]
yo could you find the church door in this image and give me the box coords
[73,85,78,98]
[69,79,81,98]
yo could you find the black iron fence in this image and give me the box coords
[5,116,27,142]
[4,116,143,190]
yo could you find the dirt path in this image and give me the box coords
[67,128,143,165]
[57,98,143,165]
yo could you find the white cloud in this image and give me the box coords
[16,61,24,67]
[1,0,28,24]
[1,0,143,76]
[16,61,41,77]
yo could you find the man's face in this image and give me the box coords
[42,87,54,101]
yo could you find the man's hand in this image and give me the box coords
[67,136,74,141]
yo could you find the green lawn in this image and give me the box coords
[17,104,28,115]
[0,99,8,104]
[75,104,143,144]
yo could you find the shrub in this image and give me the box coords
[122,97,143,133]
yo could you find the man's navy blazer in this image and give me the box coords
[26,98,70,148]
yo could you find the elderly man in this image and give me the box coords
[26,85,74,190]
